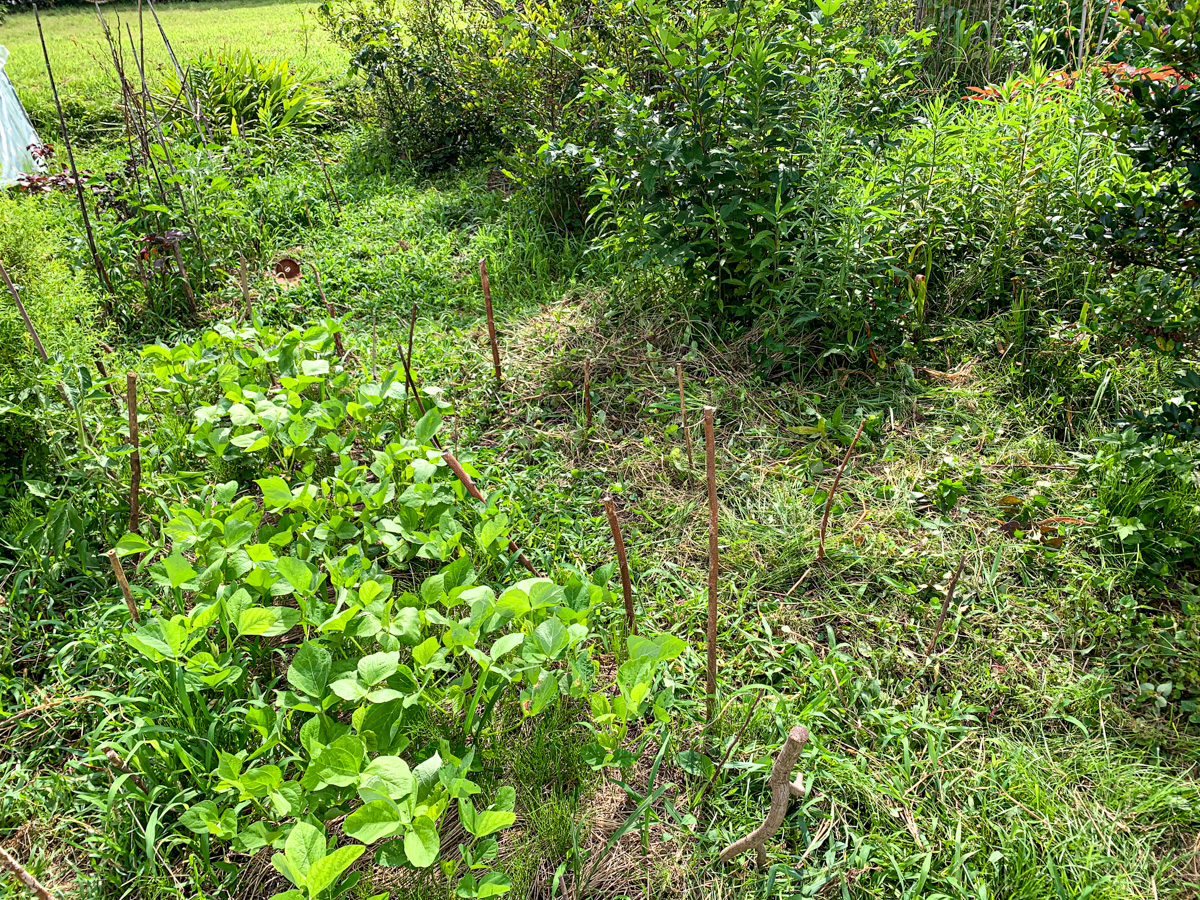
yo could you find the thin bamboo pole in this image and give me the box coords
[677,362,693,469]
[703,406,719,721]
[603,496,636,633]
[126,374,141,533]
[480,259,503,384]
[107,550,139,623]
[817,419,865,561]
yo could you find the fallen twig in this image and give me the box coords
[693,697,756,809]
[717,725,810,867]
[103,747,147,793]
[0,261,48,362]
[817,419,866,562]
[309,264,343,356]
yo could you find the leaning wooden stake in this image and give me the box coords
[0,846,56,900]
[603,496,636,633]
[583,359,592,430]
[677,362,693,469]
[103,747,147,792]
[0,261,48,362]
[171,243,199,318]
[35,5,112,294]
[718,725,810,868]
[126,374,141,534]
[817,418,865,562]
[924,554,967,660]
[442,450,539,577]
[309,264,344,356]
[106,549,139,623]
[238,253,252,322]
[703,406,719,721]
[479,259,503,384]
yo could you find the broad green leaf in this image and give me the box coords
[412,636,441,668]
[362,755,414,800]
[115,532,153,557]
[257,476,294,510]
[306,844,364,896]
[532,619,568,658]
[284,820,325,881]
[277,556,315,595]
[390,607,422,645]
[357,650,399,685]
[403,815,440,868]
[344,800,401,844]
[237,605,301,637]
[162,551,197,589]
[412,408,443,446]
[490,632,524,660]
[287,642,331,698]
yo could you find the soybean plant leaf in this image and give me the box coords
[306,844,364,896]
[412,636,441,668]
[475,872,512,898]
[256,476,294,510]
[271,853,302,890]
[490,632,524,660]
[276,557,315,595]
[179,800,222,834]
[521,671,558,717]
[469,807,516,839]
[344,800,401,845]
[412,408,443,446]
[403,816,440,868]
[284,820,325,880]
[532,619,568,658]
[375,840,407,867]
[362,755,414,800]
[162,551,197,589]
[287,642,331,698]
[237,606,301,637]
[115,533,153,557]
[357,650,399,685]
[390,607,422,645]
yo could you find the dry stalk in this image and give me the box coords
[717,725,810,867]
[126,374,141,534]
[693,697,755,809]
[583,358,592,430]
[35,5,112,294]
[103,747,147,792]
[0,846,56,900]
[817,418,866,561]
[309,264,344,356]
[677,362,693,469]
[703,406,719,721]
[441,451,539,577]
[238,253,251,322]
[0,261,48,362]
[171,243,199,318]
[479,259,503,384]
[602,496,636,633]
[106,550,139,623]
[924,554,967,660]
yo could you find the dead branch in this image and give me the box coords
[103,748,147,793]
[480,259,503,384]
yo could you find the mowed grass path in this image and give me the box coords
[0,0,347,135]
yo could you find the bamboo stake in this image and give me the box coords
[171,243,199,318]
[717,725,810,867]
[34,5,111,294]
[583,358,592,429]
[0,846,56,900]
[603,496,636,633]
[145,0,210,145]
[817,418,865,562]
[924,554,967,660]
[0,261,48,362]
[309,264,344,356]
[480,259,502,384]
[103,747,147,792]
[703,406,719,721]
[126,374,141,534]
[317,155,342,216]
[371,312,378,380]
[677,362,693,469]
[107,549,139,623]
[441,450,539,577]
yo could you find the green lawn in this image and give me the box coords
[0,0,347,137]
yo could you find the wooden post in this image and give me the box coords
[0,261,48,362]
[583,358,592,430]
[171,243,199,318]
[817,418,866,562]
[603,495,636,633]
[126,374,141,534]
[107,549,139,623]
[717,725,810,867]
[480,259,502,384]
[703,406,718,721]
[35,5,112,294]
[0,846,56,900]
[238,253,251,322]
[442,450,539,577]
[317,155,342,216]
[677,362,693,469]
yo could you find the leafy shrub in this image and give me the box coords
[164,49,331,142]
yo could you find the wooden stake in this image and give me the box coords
[238,253,251,322]
[480,259,502,384]
[171,243,199,318]
[603,495,636,633]
[106,549,139,623]
[924,554,967,660]
[703,405,719,721]
[0,261,48,362]
[103,747,147,792]
[34,5,112,294]
[317,154,341,215]
[145,0,210,145]
[309,264,344,356]
[0,846,56,900]
[126,374,141,533]
[717,725,809,867]
[583,358,592,430]
[677,362,693,469]
[442,450,539,577]
[817,418,865,562]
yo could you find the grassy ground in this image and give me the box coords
[0,0,347,137]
